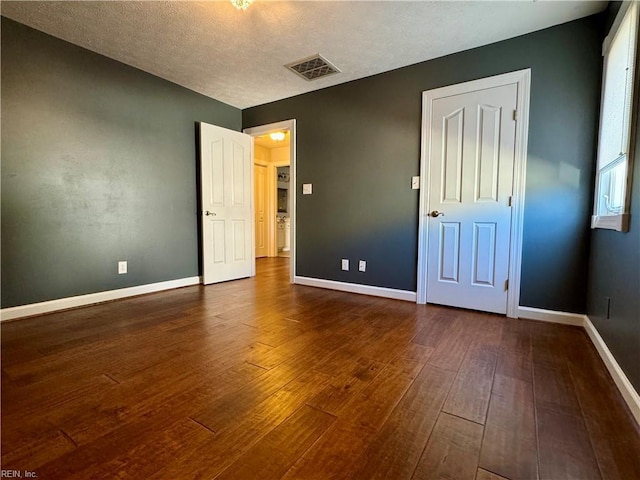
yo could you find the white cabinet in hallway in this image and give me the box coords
[283,217,291,252]
[277,220,285,250]
[277,217,291,254]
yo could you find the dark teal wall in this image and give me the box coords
[587,2,640,392]
[1,18,241,308]
[588,129,640,393]
[244,16,603,312]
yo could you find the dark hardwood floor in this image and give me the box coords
[2,257,639,479]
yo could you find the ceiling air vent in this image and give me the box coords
[285,54,341,81]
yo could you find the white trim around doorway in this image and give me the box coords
[416,69,531,318]
[244,120,297,283]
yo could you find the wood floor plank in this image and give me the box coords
[30,412,196,478]
[305,357,384,416]
[530,323,577,369]
[565,342,640,480]
[475,468,510,480]
[500,319,532,357]
[4,353,267,451]
[351,366,455,479]
[64,418,216,480]
[479,374,538,480]
[427,315,479,372]
[412,412,484,480]
[0,428,77,472]
[192,367,330,434]
[281,421,372,480]
[412,310,456,348]
[537,407,602,480]
[245,323,351,370]
[442,346,498,424]
[343,344,434,432]
[215,405,335,480]
[148,368,332,479]
[470,314,504,353]
[495,350,532,383]
[282,344,434,480]
[1,371,115,420]
[533,362,582,417]
[3,317,251,387]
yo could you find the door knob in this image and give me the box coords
[204,211,216,216]
[429,210,444,217]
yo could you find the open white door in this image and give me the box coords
[200,122,254,285]
[418,70,530,317]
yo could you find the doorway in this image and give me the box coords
[416,70,530,318]
[244,120,296,283]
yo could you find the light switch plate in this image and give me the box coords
[411,176,420,190]
[341,259,349,271]
[303,183,313,195]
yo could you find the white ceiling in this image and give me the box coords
[1,1,607,109]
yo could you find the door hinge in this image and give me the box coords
[504,279,509,291]
[508,195,513,207]
[513,110,518,121]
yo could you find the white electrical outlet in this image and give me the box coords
[411,176,420,189]
[303,183,313,195]
[359,260,366,272]
[341,259,349,271]
[118,261,127,274]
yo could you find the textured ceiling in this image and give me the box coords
[1,1,607,109]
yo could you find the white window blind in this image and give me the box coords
[592,2,638,231]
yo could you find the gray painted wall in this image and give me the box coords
[1,18,241,308]
[587,2,640,392]
[244,15,603,312]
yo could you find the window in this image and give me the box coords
[592,2,639,231]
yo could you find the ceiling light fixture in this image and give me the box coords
[270,132,286,142]
[230,0,254,10]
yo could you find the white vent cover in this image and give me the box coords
[285,54,341,81]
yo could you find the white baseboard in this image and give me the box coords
[517,306,586,326]
[583,316,640,426]
[0,276,201,322]
[293,276,417,302]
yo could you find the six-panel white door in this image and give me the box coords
[426,83,517,314]
[200,122,254,285]
[254,164,268,258]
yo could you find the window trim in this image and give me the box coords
[592,1,639,232]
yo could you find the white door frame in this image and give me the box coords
[416,69,531,318]
[244,119,296,283]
